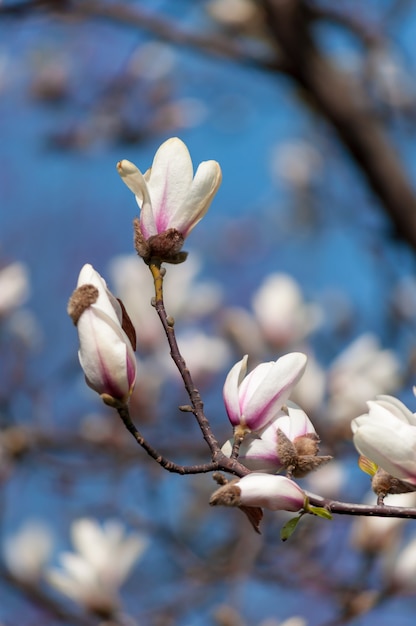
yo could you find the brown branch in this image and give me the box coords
[116,403,220,475]
[307,491,416,518]
[261,0,416,249]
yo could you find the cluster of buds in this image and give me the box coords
[68,138,332,529]
[68,138,222,404]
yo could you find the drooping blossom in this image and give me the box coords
[210,473,306,512]
[223,352,307,435]
[46,518,147,615]
[117,137,222,241]
[352,395,416,486]
[68,264,137,405]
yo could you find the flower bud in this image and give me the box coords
[223,353,307,435]
[68,264,137,404]
[210,473,306,512]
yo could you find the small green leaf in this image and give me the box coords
[307,505,333,520]
[280,515,302,541]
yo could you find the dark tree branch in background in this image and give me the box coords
[2,0,416,247]
[261,0,416,249]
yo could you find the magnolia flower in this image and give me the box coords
[68,264,136,405]
[3,520,53,583]
[352,395,416,486]
[350,492,416,554]
[210,473,306,512]
[222,401,318,472]
[0,261,30,316]
[327,333,401,425]
[46,518,147,615]
[223,353,307,435]
[117,137,222,242]
[252,273,322,348]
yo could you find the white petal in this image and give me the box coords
[223,355,248,426]
[170,160,222,236]
[145,137,193,233]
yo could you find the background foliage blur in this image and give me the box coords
[2,1,416,624]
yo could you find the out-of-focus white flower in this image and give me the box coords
[260,618,307,626]
[210,473,306,512]
[207,0,259,29]
[290,352,326,414]
[117,137,222,240]
[108,253,222,352]
[163,330,231,380]
[3,520,53,583]
[326,334,401,425]
[271,141,322,189]
[130,41,176,81]
[46,518,147,615]
[389,534,416,589]
[252,274,323,349]
[305,460,346,499]
[68,264,137,405]
[0,262,30,316]
[351,492,416,554]
[366,46,416,111]
[222,402,317,472]
[352,395,416,486]
[223,353,307,435]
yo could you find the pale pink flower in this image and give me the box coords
[117,137,222,239]
[223,353,307,434]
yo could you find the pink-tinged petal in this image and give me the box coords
[171,160,222,236]
[221,435,282,472]
[77,264,121,326]
[78,307,136,401]
[237,473,305,511]
[145,138,194,233]
[242,352,307,431]
[223,355,248,426]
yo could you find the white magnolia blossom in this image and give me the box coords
[68,264,137,404]
[3,520,53,583]
[252,273,322,349]
[351,492,416,554]
[389,534,416,589]
[0,261,30,316]
[223,352,307,434]
[46,518,147,614]
[352,395,416,486]
[235,473,306,511]
[327,333,401,424]
[117,137,222,239]
[222,401,317,472]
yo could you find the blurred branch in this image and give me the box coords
[261,0,416,250]
[0,0,287,73]
[3,0,416,247]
